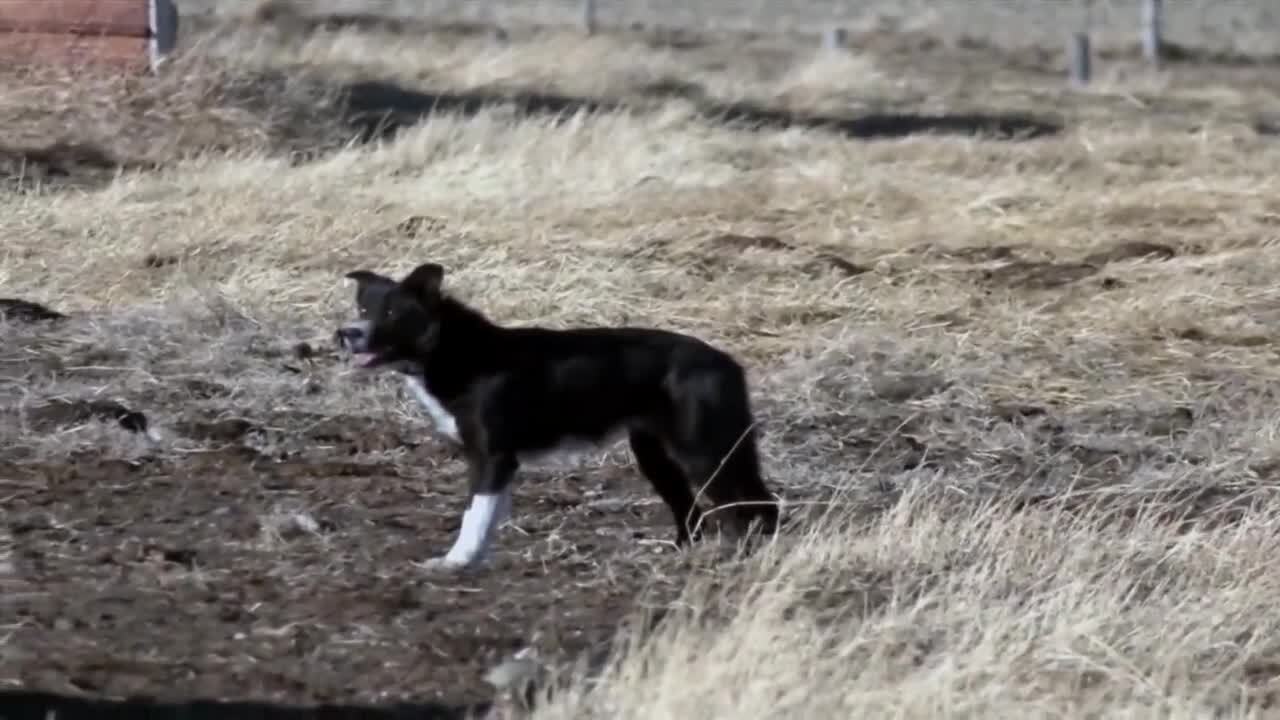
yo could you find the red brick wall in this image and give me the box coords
[0,0,155,70]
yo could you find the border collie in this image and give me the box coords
[334,263,780,572]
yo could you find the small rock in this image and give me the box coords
[1083,240,1176,266]
[706,233,792,252]
[176,418,257,443]
[288,513,321,535]
[161,548,198,568]
[870,373,949,402]
[396,215,446,237]
[27,399,149,435]
[0,297,66,323]
[141,253,179,269]
[485,647,545,714]
[819,253,869,276]
[115,409,150,434]
[261,511,323,541]
[395,584,423,610]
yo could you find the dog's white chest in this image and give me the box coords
[403,376,461,443]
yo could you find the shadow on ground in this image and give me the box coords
[3,75,1058,192]
[342,80,1063,143]
[0,690,488,720]
[0,142,150,192]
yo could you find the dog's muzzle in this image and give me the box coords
[335,320,370,353]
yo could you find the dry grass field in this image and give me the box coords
[6,0,1280,717]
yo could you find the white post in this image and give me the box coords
[149,0,178,72]
[1141,0,1163,65]
[822,27,848,51]
[1068,32,1091,87]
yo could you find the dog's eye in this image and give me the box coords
[358,305,368,317]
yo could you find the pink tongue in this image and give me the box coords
[353,352,377,367]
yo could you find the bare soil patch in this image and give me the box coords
[3,427,692,705]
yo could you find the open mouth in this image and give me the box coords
[352,352,382,368]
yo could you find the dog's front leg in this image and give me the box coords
[417,454,516,574]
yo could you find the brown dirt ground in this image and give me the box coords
[3,394,707,707]
[0,320,737,710]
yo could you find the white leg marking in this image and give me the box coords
[403,375,461,443]
[420,491,512,571]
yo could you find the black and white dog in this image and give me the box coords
[334,262,780,572]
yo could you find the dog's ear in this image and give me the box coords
[401,263,445,301]
[344,270,386,289]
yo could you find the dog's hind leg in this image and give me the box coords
[670,370,780,541]
[675,425,778,538]
[629,429,704,546]
[709,428,780,538]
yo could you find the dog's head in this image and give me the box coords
[334,262,446,371]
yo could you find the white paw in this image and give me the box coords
[413,556,474,574]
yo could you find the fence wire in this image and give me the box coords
[180,0,1280,56]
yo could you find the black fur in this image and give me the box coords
[335,263,780,549]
